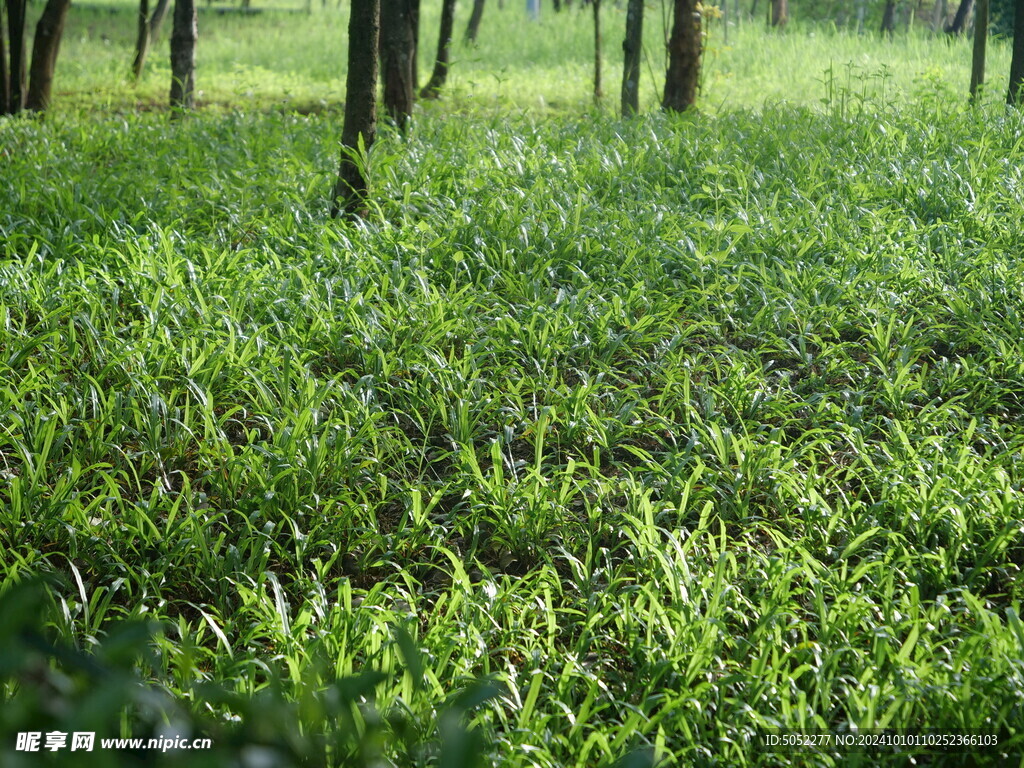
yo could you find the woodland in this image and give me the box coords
[2,0,1024,765]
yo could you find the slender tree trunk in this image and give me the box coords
[552,0,560,10]
[332,0,379,217]
[381,0,414,130]
[662,0,700,112]
[420,0,455,98]
[881,0,896,34]
[169,0,197,110]
[857,0,867,33]
[770,0,786,27]
[970,0,988,101]
[5,0,27,113]
[621,0,643,116]
[150,0,171,35]
[133,0,150,81]
[749,0,757,20]
[25,0,71,112]
[410,0,419,93]
[1,5,9,114]
[1008,0,1024,104]
[946,0,972,34]
[932,0,948,31]
[464,0,484,42]
[592,0,601,101]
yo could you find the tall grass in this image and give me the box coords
[3,3,1024,766]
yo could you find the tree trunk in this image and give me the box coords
[1,4,9,114]
[620,0,643,116]
[133,0,150,81]
[464,0,484,42]
[932,0,948,32]
[970,0,988,101]
[25,0,71,112]
[409,0,419,93]
[749,0,757,20]
[5,0,27,113]
[1008,0,1024,104]
[381,0,414,130]
[856,0,867,33]
[332,0,379,217]
[881,0,896,34]
[169,0,197,110]
[420,0,455,98]
[150,0,171,36]
[662,0,700,112]
[770,0,786,27]
[133,0,170,80]
[946,0,972,34]
[592,0,601,101]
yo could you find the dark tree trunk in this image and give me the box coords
[169,0,197,110]
[970,0,988,101]
[881,0,896,34]
[381,0,414,129]
[770,0,786,27]
[133,0,150,81]
[1,5,9,113]
[620,0,643,116]
[552,0,560,10]
[464,0,484,43]
[332,0,379,217]
[420,0,455,98]
[150,0,171,35]
[25,0,71,112]
[946,0,972,34]
[749,0,757,19]
[410,0,419,93]
[5,0,27,113]
[133,0,170,80]
[662,0,700,112]
[592,0,601,101]
[1009,0,1024,104]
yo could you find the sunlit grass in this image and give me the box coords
[3,3,1024,767]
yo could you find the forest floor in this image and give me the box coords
[2,4,1024,767]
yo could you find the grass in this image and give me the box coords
[3,2,1024,766]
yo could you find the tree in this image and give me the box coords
[946,0,973,34]
[592,0,601,101]
[3,0,28,114]
[381,0,415,130]
[970,0,989,101]
[1009,0,1024,103]
[464,0,485,43]
[620,0,643,115]
[881,0,897,34]
[133,0,170,81]
[169,0,197,110]
[26,0,71,112]
[420,0,455,98]
[662,0,701,112]
[332,0,380,217]
[771,0,787,27]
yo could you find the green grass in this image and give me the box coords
[3,3,1024,767]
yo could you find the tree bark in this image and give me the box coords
[332,0,379,217]
[5,0,27,113]
[592,0,601,101]
[133,0,150,81]
[420,0,455,98]
[25,0,71,112]
[381,0,414,129]
[620,0,643,116]
[150,0,171,36]
[1,4,9,114]
[464,0,484,43]
[169,0,197,110]
[970,0,988,101]
[881,0,896,34]
[1009,0,1024,104]
[946,0,972,34]
[662,0,700,112]
[770,0,786,27]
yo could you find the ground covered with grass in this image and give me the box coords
[3,4,1024,767]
